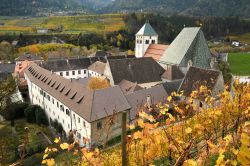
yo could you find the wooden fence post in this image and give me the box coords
[122,111,127,166]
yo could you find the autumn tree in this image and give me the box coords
[88,77,110,90]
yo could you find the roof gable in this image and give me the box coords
[178,66,222,97]
[160,27,203,65]
[125,84,168,120]
[16,54,43,61]
[119,79,143,94]
[162,65,185,81]
[88,61,106,75]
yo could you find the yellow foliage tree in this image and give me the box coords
[88,77,110,90]
[28,44,40,54]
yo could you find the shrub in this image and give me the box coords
[1,102,29,120]
[23,153,43,166]
[35,108,49,126]
[52,120,64,134]
[24,105,49,126]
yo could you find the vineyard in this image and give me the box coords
[40,82,250,166]
[0,14,125,35]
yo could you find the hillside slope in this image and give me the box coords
[105,0,250,17]
[0,0,85,16]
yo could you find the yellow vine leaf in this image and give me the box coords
[46,158,55,166]
[216,153,225,165]
[224,135,232,145]
[137,119,145,128]
[54,138,60,144]
[207,140,216,149]
[133,131,142,139]
[237,150,250,166]
[230,160,237,166]
[167,96,172,102]
[185,127,192,134]
[183,159,197,166]
[129,124,135,130]
[60,143,69,150]
[44,147,49,153]
[43,154,48,160]
[86,152,94,159]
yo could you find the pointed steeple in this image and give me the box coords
[136,21,158,36]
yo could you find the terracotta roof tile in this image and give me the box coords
[144,44,169,61]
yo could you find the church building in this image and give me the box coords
[135,22,213,75]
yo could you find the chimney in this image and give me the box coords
[147,95,152,108]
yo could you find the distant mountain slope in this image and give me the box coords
[0,0,85,16]
[104,0,250,17]
[0,0,249,17]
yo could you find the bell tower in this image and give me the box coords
[135,21,158,58]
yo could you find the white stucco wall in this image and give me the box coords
[135,35,158,58]
[88,70,103,77]
[25,74,91,146]
[55,69,88,80]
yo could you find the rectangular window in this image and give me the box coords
[60,72,63,76]
[84,70,86,74]
[152,40,155,44]
[77,132,81,139]
[78,70,81,74]
[72,71,75,75]
[73,114,75,119]
[57,102,59,108]
[97,121,102,130]
[66,109,70,116]
[83,121,86,127]
[78,117,80,123]
[47,95,50,101]
[145,40,149,44]
[52,98,54,104]
[60,105,64,112]
[66,72,69,76]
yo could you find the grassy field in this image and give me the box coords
[228,52,250,76]
[229,33,250,44]
[0,14,125,35]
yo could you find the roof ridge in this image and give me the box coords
[89,90,95,122]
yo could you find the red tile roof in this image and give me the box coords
[144,44,169,61]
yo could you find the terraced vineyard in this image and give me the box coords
[0,14,125,35]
